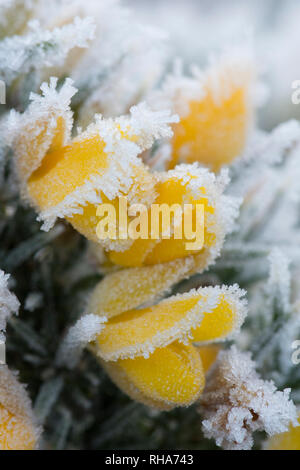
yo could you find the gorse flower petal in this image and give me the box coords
[162,47,255,172]
[0,365,40,450]
[108,342,205,408]
[87,257,196,319]
[92,284,246,362]
[100,344,220,410]
[83,277,246,409]
[108,165,240,268]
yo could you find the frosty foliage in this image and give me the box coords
[200,346,298,450]
[0,16,95,85]
[0,270,20,342]
[267,248,291,316]
[2,0,300,451]
[57,314,107,369]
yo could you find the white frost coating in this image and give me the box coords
[149,43,255,118]
[57,314,107,369]
[37,102,177,232]
[200,346,298,450]
[95,284,247,362]
[66,0,167,120]
[156,164,241,273]
[235,120,300,170]
[0,0,35,35]
[9,77,178,235]
[0,270,20,342]
[149,59,205,117]
[0,16,95,84]
[8,76,76,186]
[24,292,43,312]
[87,256,197,319]
[267,248,291,315]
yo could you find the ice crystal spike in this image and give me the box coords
[0,365,40,450]
[199,346,298,450]
[159,46,255,172]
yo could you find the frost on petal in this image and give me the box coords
[163,45,256,171]
[87,257,196,319]
[93,284,246,361]
[57,314,106,369]
[0,16,95,85]
[191,284,247,344]
[109,164,240,270]
[99,341,205,410]
[0,365,40,450]
[0,269,20,342]
[15,91,175,237]
[8,77,76,189]
[199,346,298,450]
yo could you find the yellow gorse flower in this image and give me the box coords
[107,164,239,268]
[10,77,177,238]
[9,76,246,411]
[0,365,39,450]
[9,78,239,270]
[157,47,255,172]
[87,263,247,409]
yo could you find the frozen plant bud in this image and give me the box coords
[87,280,246,409]
[156,46,255,172]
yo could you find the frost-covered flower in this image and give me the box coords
[107,165,240,268]
[0,365,40,450]
[8,77,177,237]
[8,77,240,270]
[199,346,298,450]
[58,262,246,409]
[82,273,247,409]
[151,46,256,172]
